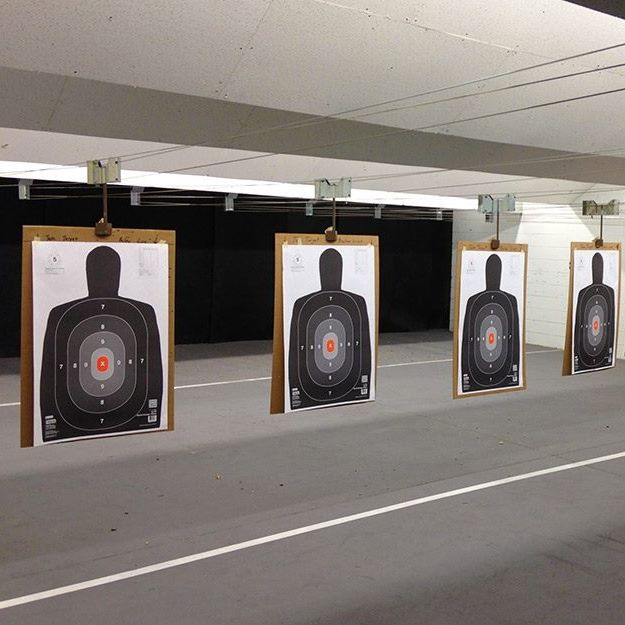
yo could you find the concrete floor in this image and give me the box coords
[2,331,625,624]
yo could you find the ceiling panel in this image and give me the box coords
[2,0,624,108]
[223,0,520,115]
[0,0,273,98]
[356,60,625,148]
[332,0,625,59]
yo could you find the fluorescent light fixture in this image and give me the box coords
[0,160,478,210]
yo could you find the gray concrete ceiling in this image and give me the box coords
[2,0,625,203]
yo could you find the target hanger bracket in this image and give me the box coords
[325,198,339,242]
[225,193,237,212]
[582,199,619,248]
[314,177,352,201]
[478,193,516,215]
[315,178,351,243]
[478,194,516,250]
[18,179,33,200]
[130,186,144,207]
[88,159,121,237]
[491,196,501,250]
[595,214,604,249]
[582,199,619,216]
[94,183,112,237]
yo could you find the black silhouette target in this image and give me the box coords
[288,248,372,410]
[573,252,616,373]
[39,246,163,442]
[460,254,521,394]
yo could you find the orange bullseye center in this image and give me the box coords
[488,333,495,345]
[593,320,599,331]
[97,356,109,372]
[326,339,335,353]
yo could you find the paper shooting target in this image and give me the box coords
[37,245,165,442]
[457,250,524,396]
[285,247,374,411]
[572,251,617,373]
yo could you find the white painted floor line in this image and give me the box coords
[524,349,560,355]
[0,349,559,408]
[380,357,452,369]
[1,447,624,611]
[376,348,557,370]
[174,376,271,390]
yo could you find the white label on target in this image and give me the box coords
[44,252,65,275]
[289,250,305,272]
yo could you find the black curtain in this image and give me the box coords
[0,183,452,357]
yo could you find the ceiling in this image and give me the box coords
[2,0,625,206]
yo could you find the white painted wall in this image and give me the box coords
[451,199,625,353]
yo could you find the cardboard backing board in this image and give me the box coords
[452,241,528,399]
[562,241,621,376]
[270,233,379,415]
[21,226,176,447]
